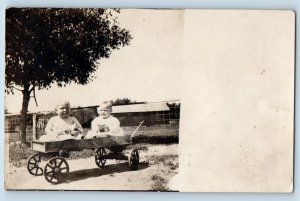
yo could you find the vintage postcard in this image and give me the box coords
[4,9,294,192]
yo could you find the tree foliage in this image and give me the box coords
[5,107,10,114]
[112,98,145,106]
[5,8,132,93]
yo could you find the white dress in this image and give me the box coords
[39,116,83,141]
[85,115,124,139]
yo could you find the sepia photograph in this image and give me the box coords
[4,8,295,193]
[5,8,181,191]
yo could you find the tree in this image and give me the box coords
[5,107,10,114]
[112,98,134,106]
[112,98,145,106]
[5,8,132,143]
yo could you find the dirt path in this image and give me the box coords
[5,144,178,191]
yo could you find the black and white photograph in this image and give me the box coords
[5,8,181,191]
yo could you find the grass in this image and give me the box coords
[127,143,149,151]
[148,154,179,191]
[147,154,178,165]
[9,142,36,167]
[124,124,179,137]
[150,154,179,173]
[127,125,179,144]
[151,174,169,191]
[69,149,95,159]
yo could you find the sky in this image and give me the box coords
[5,9,184,113]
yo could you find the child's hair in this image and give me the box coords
[99,101,112,110]
[55,99,70,110]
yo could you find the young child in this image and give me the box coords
[39,100,83,141]
[86,101,124,138]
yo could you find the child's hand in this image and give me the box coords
[104,126,110,132]
[98,125,110,132]
[68,124,78,131]
[58,131,66,136]
[98,125,104,132]
[70,130,81,137]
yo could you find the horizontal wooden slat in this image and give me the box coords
[31,135,131,153]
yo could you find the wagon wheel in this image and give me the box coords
[128,149,139,170]
[27,153,43,176]
[95,148,107,168]
[44,157,69,184]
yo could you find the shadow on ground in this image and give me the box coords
[62,162,149,183]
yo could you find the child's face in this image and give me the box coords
[99,106,112,119]
[56,103,70,119]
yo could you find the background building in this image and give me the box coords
[5,101,180,142]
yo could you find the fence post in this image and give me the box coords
[32,114,37,141]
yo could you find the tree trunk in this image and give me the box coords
[20,85,30,144]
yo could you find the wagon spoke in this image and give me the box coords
[57,159,64,167]
[45,167,54,173]
[31,157,37,163]
[45,170,52,174]
[36,155,41,162]
[47,163,55,169]
[60,167,68,171]
[47,174,54,182]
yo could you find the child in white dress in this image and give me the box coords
[39,100,83,141]
[85,101,123,139]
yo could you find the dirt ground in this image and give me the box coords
[5,144,178,191]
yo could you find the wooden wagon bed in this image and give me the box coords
[31,135,132,153]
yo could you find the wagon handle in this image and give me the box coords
[131,121,144,138]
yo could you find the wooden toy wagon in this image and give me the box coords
[27,121,144,184]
